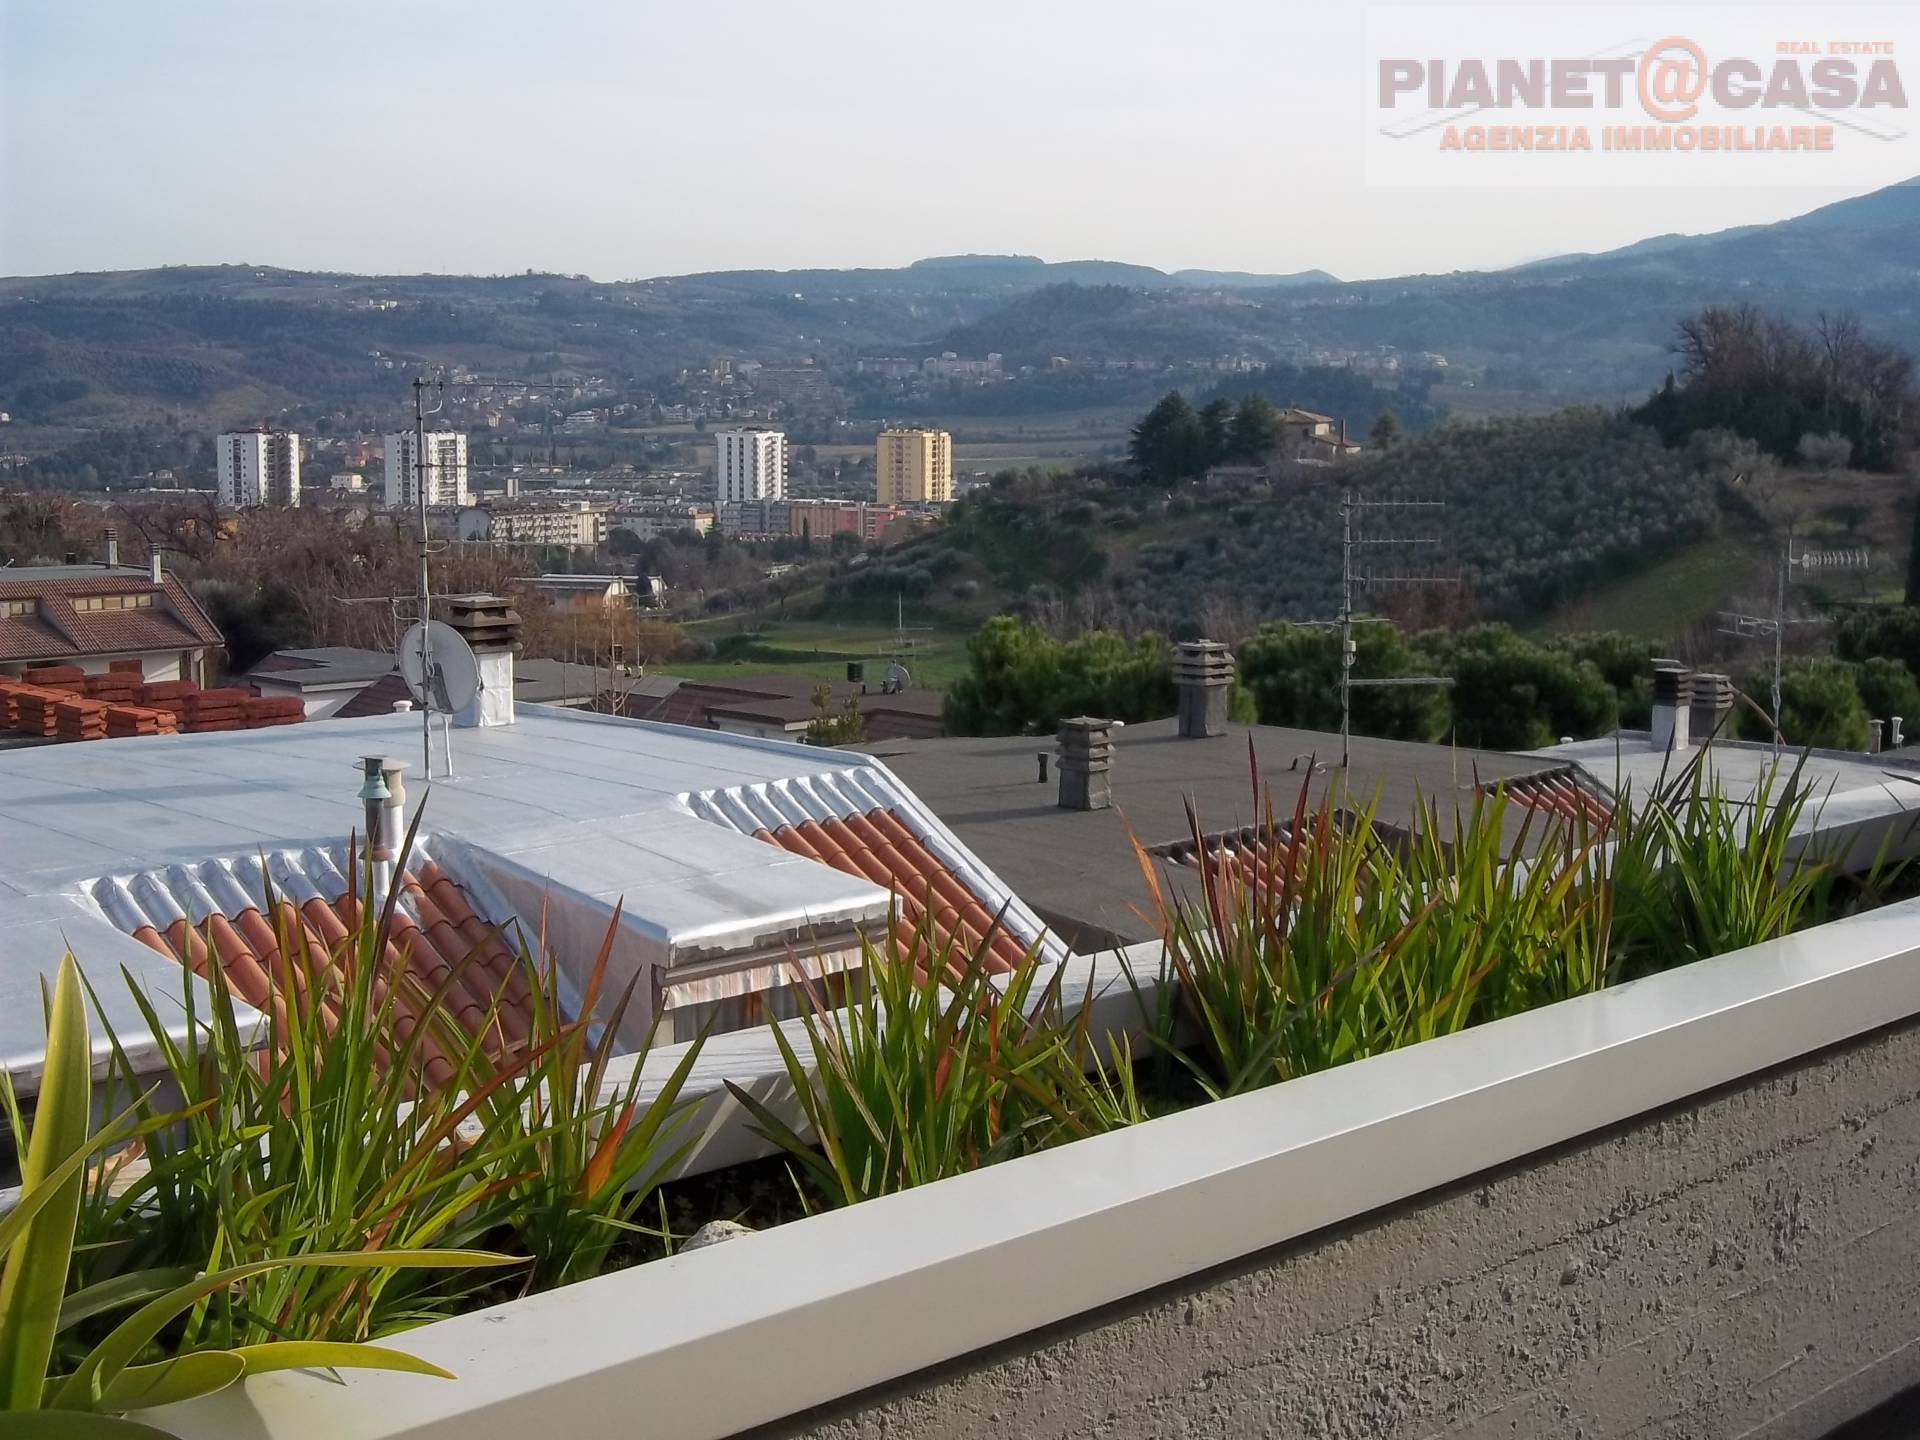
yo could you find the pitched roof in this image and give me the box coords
[92,850,534,1087]
[0,568,224,664]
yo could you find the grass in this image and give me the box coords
[664,619,975,690]
[1535,536,1760,640]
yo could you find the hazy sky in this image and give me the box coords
[0,0,1908,282]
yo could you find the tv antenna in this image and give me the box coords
[1295,487,1458,769]
[1717,524,1868,746]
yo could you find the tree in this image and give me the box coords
[1370,411,1403,450]
[806,685,868,746]
[1128,393,1206,483]
[1227,394,1280,460]
[1198,399,1233,468]
[1907,501,1920,605]
[1851,656,1920,730]
[1235,623,1446,741]
[943,616,1177,736]
[1743,657,1869,750]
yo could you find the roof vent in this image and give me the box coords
[1651,664,1693,753]
[104,530,119,568]
[1057,717,1113,812]
[1689,672,1735,744]
[1173,640,1234,740]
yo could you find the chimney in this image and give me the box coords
[1650,665,1693,753]
[1688,672,1734,744]
[1894,716,1906,749]
[380,760,409,865]
[1870,719,1885,755]
[104,529,119,568]
[1057,717,1114,811]
[444,593,520,727]
[149,551,163,585]
[1173,640,1234,740]
[358,757,394,901]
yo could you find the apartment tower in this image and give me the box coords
[216,429,302,507]
[875,427,952,504]
[384,430,471,508]
[714,428,788,506]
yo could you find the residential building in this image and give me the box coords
[384,430,470,508]
[875,427,953,504]
[718,498,928,545]
[921,351,1003,382]
[458,503,608,549]
[714,427,787,506]
[750,366,833,409]
[0,545,224,687]
[216,428,301,507]
[524,573,632,615]
[617,672,946,744]
[249,646,619,719]
[611,507,714,543]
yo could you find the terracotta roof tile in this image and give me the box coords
[753,807,1028,975]
[103,856,535,1087]
[1492,770,1613,827]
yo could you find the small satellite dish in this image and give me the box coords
[399,621,480,715]
[883,663,912,694]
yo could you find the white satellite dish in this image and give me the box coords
[883,663,912,694]
[399,621,480,715]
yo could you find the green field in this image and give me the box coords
[664,619,978,690]
[1534,537,1761,641]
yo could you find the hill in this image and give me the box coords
[829,407,1910,647]
[3,179,1917,432]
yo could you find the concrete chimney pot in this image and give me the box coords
[1173,640,1235,740]
[149,553,162,585]
[1651,665,1694,754]
[1057,717,1114,812]
[104,530,119,568]
[1871,719,1885,755]
[444,593,521,728]
[1689,672,1735,745]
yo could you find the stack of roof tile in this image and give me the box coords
[22,665,86,689]
[243,695,305,729]
[79,671,143,705]
[9,684,61,737]
[105,704,180,738]
[135,680,198,727]
[183,687,250,734]
[54,697,108,743]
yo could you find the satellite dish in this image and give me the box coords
[399,621,480,715]
[883,663,912,694]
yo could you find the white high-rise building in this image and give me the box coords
[713,428,787,506]
[384,431,470,509]
[216,429,301,507]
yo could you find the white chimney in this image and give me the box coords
[104,529,119,567]
[149,552,163,585]
[444,594,519,727]
[1650,665,1693,753]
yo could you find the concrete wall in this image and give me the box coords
[761,1016,1920,1440]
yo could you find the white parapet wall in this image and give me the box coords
[155,898,1920,1440]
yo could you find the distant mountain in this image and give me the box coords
[1,181,1915,434]
[665,253,1337,297]
[1514,177,1920,287]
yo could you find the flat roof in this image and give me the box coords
[861,717,1553,948]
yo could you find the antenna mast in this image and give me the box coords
[1333,487,1457,770]
[413,375,446,778]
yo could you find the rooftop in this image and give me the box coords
[862,717,1554,948]
[0,704,1057,1081]
[0,565,224,664]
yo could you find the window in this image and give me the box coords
[73,594,153,612]
[1,599,35,618]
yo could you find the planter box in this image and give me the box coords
[159,899,1920,1440]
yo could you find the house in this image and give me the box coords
[0,543,224,687]
[249,649,628,720]
[619,672,946,743]
[524,574,632,615]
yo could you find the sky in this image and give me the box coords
[1,0,1913,283]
